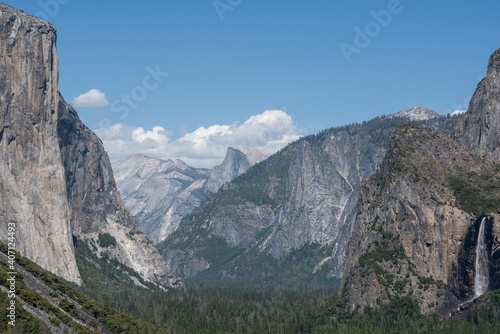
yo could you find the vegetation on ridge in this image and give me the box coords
[0,241,168,334]
[448,169,500,216]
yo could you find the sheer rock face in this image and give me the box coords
[0,4,81,284]
[457,49,500,161]
[340,126,497,315]
[263,132,383,262]
[205,147,267,193]
[0,4,180,287]
[57,100,181,287]
[57,100,135,235]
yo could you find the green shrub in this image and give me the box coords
[385,295,421,320]
[50,317,61,327]
[448,173,500,216]
[98,233,117,248]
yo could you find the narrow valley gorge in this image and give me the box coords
[1,2,500,332]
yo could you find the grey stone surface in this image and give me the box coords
[0,4,82,285]
[391,106,441,121]
[457,49,500,161]
[341,127,479,314]
[206,146,267,193]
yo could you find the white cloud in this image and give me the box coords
[94,124,171,159]
[72,89,110,108]
[94,110,301,168]
[132,126,170,143]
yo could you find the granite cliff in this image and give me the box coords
[457,49,500,161]
[341,50,500,314]
[0,4,179,287]
[205,146,267,193]
[340,126,500,314]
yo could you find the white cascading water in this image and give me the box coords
[474,217,489,299]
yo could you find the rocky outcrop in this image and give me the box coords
[205,147,267,193]
[57,100,136,234]
[457,49,500,161]
[113,147,266,244]
[340,125,500,314]
[391,106,441,121]
[0,4,179,287]
[488,213,500,291]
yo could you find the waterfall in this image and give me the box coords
[474,217,489,298]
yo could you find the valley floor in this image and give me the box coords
[79,280,500,333]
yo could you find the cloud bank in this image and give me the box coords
[95,110,301,168]
[72,89,110,108]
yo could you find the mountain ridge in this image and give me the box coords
[113,146,266,244]
[158,112,466,286]
[390,106,441,121]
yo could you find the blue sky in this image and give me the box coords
[5,0,500,167]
